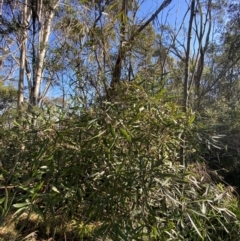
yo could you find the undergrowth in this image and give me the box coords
[0,83,239,240]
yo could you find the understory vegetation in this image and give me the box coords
[1,0,240,240]
[1,84,240,240]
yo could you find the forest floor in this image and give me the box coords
[0,212,98,241]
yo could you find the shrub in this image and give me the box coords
[0,83,239,240]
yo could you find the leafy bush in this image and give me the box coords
[0,83,239,240]
[199,99,240,192]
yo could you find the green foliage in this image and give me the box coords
[0,81,17,111]
[199,98,240,192]
[0,83,239,240]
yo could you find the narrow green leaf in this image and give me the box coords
[0,197,5,204]
[189,208,207,218]
[88,130,106,141]
[109,125,116,138]
[188,115,195,125]
[87,118,98,127]
[4,188,8,211]
[13,206,29,217]
[165,193,182,205]
[13,203,29,208]
[187,213,203,239]
[216,217,229,233]
[152,225,158,239]
[119,127,131,142]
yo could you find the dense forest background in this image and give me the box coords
[1,0,240,240]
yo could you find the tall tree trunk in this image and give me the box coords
[29,0,60,108]
[18,39,26,109]
[110,0,173,93]
[18,0,29,109]
[183,0,195,112]
[180,0,195,167]
[110,0,128,90]
[194,0,212,110]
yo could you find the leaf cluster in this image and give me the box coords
[0,83,239,240]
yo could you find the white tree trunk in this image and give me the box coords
[17,0,29,109]
[26,0,60,107]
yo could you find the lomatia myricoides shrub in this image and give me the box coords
[0,83,239,240]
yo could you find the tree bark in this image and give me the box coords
[110,0,173,91]
[29,0,60,108]
[110,0,128,89]
[18,0,30,109]
[194,0,212,110]
[183,0,195,112]
[181,0,195,167]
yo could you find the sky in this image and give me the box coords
[138,0,189,30]
[0,0,198,101]
[134,0,192,58]
[137,0,214,62]
[49,0,192,99]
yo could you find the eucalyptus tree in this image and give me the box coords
[211,1,240,103]
[0,0,61,110]
[49,0,173,106]
[162,0,220,110]
[0,80,17,111]
[110,0,173,93]
[151,0,228,166]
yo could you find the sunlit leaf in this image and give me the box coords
[51,186,60,193]
[187,213,203,239]
[13,203,29,208]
